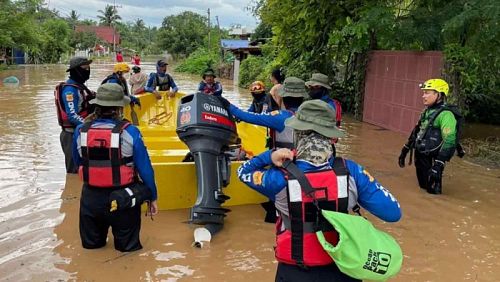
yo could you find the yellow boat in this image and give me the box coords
[123,91,267,211]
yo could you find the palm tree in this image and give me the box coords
[97,4,121,26]
[67,10,80,30]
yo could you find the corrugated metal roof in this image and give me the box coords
[220,39,250,49]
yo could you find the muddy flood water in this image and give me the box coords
[0,62,499,282]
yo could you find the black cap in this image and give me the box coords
[66,56,92,72]
[157,60,168,67]
[132,65,141,73]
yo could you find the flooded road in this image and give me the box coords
[1,62,499,281]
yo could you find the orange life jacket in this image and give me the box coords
[78,121,135,188]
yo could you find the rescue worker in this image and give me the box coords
[102,62,131,96]
[224,77,307,224]
[72,83,158,252]
[197,68,223,96]
[237,100,401,281]
[398,78,463,194]
[305,73,342,127]
[54,56,95,173]
[102,62,140,105]
[145,60,179,100]
[226,77,307,150]
[247,81,271,113]
[129,66,148,95]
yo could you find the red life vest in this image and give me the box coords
[54,82,94,129]
[78,121,135,188]
[275,157,349,267]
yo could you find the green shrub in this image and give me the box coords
[175,48,218,75]
[239,55,270,88]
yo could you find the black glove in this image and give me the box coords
[398,145,410,168]
[428,160,444,194]
[130,95,141,108]
[218,96,231,109]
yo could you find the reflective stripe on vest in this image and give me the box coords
[54,82,93,129]
[79,121,135,188]
[275,157,349,267]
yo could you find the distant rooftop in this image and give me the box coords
[228,27,255,36]
[220,39,250,50]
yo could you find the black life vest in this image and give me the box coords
[153,73,172,91]
[79,121,135,188]
[415,104,463,156]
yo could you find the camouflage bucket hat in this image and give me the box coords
[278,77,308,98]
[305,73,331,90]
[285,100,345,138]
[89,84,130,107]
[66,56,93,72]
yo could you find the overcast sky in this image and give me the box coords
[46,0,258,28]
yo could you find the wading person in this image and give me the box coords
[398,79,463,194]
[145,60,178,99]
[54,56,95,173]
[102,62,140,105]
[223,77,308,223]
[269,68,285,110]
[72,83,158,252]
[238,100,401,281]
[305,73,342,127]
[198,68,223,96]
[129,66,148,95]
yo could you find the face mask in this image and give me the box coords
[69,67,90,83]
[309,87,326,99]
[251,93,264,100]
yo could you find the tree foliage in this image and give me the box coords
[249,0,499,123]
[157,11,209,58]
[97,4,122,26]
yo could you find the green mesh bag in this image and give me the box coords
[316,210,403,281]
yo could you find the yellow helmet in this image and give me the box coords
[419,79,449,96]
[113,62,130,73]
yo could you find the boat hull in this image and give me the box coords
[123,92,267,210]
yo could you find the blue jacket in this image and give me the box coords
[144,72,178,93]
[237,150,402,222]
[103,74,139,104]
[198,81,223,96]
[72,119,158,200]
[229,104,295,132]
[61,78,89,126]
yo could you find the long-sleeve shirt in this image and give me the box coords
[61,78,89,127]
[198,81,223,96]
[229,104,295,132]
[72,119,158,200]
[237,150,402,222]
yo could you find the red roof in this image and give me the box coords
[75,25,121,45]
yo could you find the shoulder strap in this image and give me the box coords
[282,160,315,196]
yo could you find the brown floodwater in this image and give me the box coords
[0,63,499,281]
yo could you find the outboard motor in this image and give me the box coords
[176,93,240,246]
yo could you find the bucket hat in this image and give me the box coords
[66,56,92,72]
[89,84,130,107]
[305,73,331,90]
[277,77,307,98]
[203,68,216,78]
[285,100,344,138]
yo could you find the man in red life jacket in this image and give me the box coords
[237,100,401,281]
[54,56,95,173]
[72,83,158,252]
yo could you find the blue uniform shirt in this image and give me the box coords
[237,150,402,222]
[72,119,158,200]
[229,104,295,132]
[61,78,87,126]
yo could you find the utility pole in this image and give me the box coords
[216,16,222,63]
[207,8,211,51]
[112,0,122,53]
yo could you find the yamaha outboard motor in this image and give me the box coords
[176,93,240,245]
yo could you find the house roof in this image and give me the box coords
[75,25,121,45]
[220,39,250,49]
